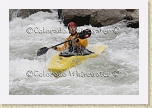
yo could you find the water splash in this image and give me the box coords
[9,10,139,95]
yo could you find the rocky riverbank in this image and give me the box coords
[10,9,139,28]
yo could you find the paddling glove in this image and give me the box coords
[79,29,91,39]
[52,46,57,50]
[75,39,79,43]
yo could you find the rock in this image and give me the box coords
[58,9,128,27]
[90,9,127,27]
[131,9,139,20]
[127,21,139,28]
[58,9,100,26]
[125,9,139,28]
[58,9,62,19]
[125,9,136,12]
[124,12,134,20]
[9,9,18,21]
[124,9,138,20]
[17,9,52,19]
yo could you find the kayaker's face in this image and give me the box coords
[69,26,77,35]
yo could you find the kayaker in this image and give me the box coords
[49,22,92,56]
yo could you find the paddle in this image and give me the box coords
[37,30,91,56]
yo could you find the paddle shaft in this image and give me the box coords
[37,31,90,56]
[52,38,74,48]
[51,33,85,48]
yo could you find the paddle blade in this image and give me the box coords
[37,47,49,56]
[79,29,91,39]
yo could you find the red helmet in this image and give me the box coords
[68,22,77,29]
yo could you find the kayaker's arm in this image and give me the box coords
[49,38,69,51]
[75,29,91,48]
[49,29,91,51]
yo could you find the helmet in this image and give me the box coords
[68,22,77,29]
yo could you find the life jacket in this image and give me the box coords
[56,33,88,52]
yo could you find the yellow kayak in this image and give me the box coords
[48,46,105,72]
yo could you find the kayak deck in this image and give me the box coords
[48,46,105,72]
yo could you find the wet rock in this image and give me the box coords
[58,9,128,27]
[126,9,139,28]
[9,9,18,21]
[90,9,127,27]
[124,9,137,20]
[127,21,139,28]
[131,9,139,20]
[124,12,134,20]
[125,9,136,12]
[58,9,100,26]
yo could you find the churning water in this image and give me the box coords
[9,10,139,95]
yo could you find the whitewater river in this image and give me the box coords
[9,10,139,95]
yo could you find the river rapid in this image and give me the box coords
[9,10,139,95]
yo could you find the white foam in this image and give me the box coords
[9,10,139,95]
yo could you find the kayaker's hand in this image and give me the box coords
[49,46,57,50]
[71,38,79,43]
[49,46,53,49]
[78,29,91,39]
